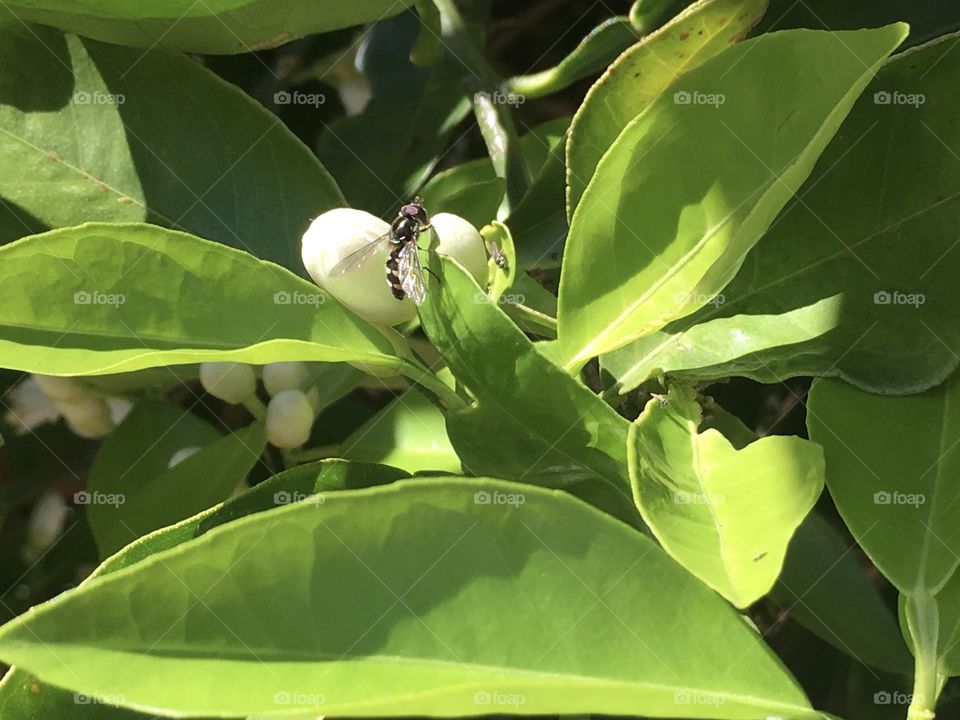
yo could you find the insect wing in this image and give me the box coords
[397,242,427,305]
[329,232,390,276]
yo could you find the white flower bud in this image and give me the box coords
[199,362,256,404]
[302,207,491,325]
[266,389,315,449]
[302,208,417,326]
[24,491,69,562]
[33,374,97,402]
[57,396,114,438]
[262,361,310,397]
[430,213,489,286]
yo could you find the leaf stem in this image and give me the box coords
[399,358,467,411]
[242,396,267,422]
[906,593,942,720]
[433,0,531,209]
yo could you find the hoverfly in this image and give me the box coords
[330,197,431,305]
[490,240,509,271]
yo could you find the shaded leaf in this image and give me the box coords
[0,477,818,718]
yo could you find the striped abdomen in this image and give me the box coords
[385,244,405,300]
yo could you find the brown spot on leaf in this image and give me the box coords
[117,196,133,204]
[30,682,41,694]
[47,151,62,162]
[679,32,689,40]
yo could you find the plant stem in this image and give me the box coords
[242,395,267,422]
[399,359,466,410]
[433,0,531,209]
[285,445,341,464]
[906,593,942,720]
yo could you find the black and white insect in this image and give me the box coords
[330,197,431,305]
[490,240,509,271]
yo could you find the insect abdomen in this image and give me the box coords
[385,246,405,300]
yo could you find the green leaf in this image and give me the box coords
[772,513,912,675]
[509,119,569,270]
[556,24,908,371]
[603,32,960,394]
[87,400,218,556]
[410,0,442,67]
[601,296,843,395]
[0,223,402,376]
[341,392,461,474]
[0,0,410,54]
[0,22,343,268]
[566,0,768,218]
[807,375,960,595]
[419,158,504,228]
[628,384,824,607]
[933,572,960,676]
[507,18,638,99]
[88,401,267,557]
[629,0,676,33]
[0,459,406,720]
[0,667,152,720]
[316,11,470,217]
[419,258,640,527]
[0,477,819,718]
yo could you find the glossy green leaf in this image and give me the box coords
[602,32,960,394]
[87,400,218,557]
[933,572,960,676]
[0,477,819,718]
[772,513,912,675]
[566,0,768,217]
[341,391,461,474]
[507,18,638,99]
[317,11,470,217]
[0,223,402,376]
[0,668,150,720]
[509,120,569,270]
[557,24,908,371]
[89,402,266,557]
[0,0,410,54]
[0,459,406,720]
[419,158,504,228]
[808,375,960,595]
[628,384,824,607]
[601,296,842,395]
[0,22,343,268]
[419,257,639,527]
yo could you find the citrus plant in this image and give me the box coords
[0,1,959,719]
